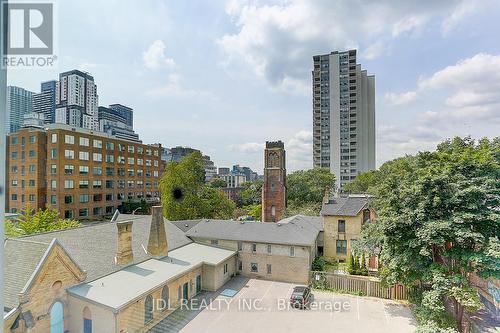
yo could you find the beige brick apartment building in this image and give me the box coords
[6,124,161,219]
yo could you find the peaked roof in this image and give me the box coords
[4,239,50,310]
[320,196,371,216]
[183,215,322,246]
[14,214,192,283]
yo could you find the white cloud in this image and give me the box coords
[229,142,265,154]
[146,74,216,99]
[228,130,312,171]
[385,91,417,106]
[218,0,473,91]
[143,40,175,69]
[385,53,500,113]
[361,41,387,60]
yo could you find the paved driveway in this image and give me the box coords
[150,277,417,333]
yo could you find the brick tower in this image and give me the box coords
[262,141,286,222]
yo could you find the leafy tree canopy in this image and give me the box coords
[159,151,235,220]
[355,137,500,331]
[8,206,80,236]
[287,168,335,206]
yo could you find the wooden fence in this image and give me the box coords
[310,271,409,300]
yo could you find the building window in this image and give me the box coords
[92,207,102,216]
[93,180,102,189]
[50,301,64,333]
[211,239,218,245]
[29,180,35,187]
[79,208,89,217]
[80,194,89,203]
[224,263,228,274]
[336,240,347,254]
[65,135,75,144]
[106,142,114,150]
[29,194,35,202]
[29,165,36,173]
[11,136,18,144]
[93,167,102,175]
[338,220,346,233]
[363,209,370,223]
[64,150,74,159]
[11,194,17,201]
[29,150,36,157]
[11,151,17,159]
[79,180,89,189]
[51,133,57,143]
[238,260,242,271]
[51,148,57,159]
[29,135,36,143]
[267,244,272,254]
[144,295,153,324]
[251,262,258,272]
[237,241,243,251]
[51,180,57,189]
[64,195,73,204]
[51,164,57,174]
[267,264,272,274]
[290,246,295,257]
[51,196,57,205]
[252,243,257,252]
[79,151,89,161]
[93,153,102,162]
[64,165,74,174]
[64,210,74,219]
[11,180,18,187]
[79,166,89,174]
[79,137,89,146]
[83,306,92,333]
[64,180,74,189]
[93,140,102,148]
[161,286,169,311]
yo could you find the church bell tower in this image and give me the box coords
[262,141,286,222]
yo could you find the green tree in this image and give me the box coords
[360,255,368,276]
[344,170,379,194]
[15,206,80,235]
[287,168,335,206]
[5,219,22,237]
[239,180,263,206]
[347,252,356,274]
[357,137,499,331]
[159,152,235,220]
[208,177,227,189]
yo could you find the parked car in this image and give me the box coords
[290,286,311,309]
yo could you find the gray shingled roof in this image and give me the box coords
[184,215,321,246]
[4,239,50,310]
[171,219,203,232]
[320,196,371,216]
[16,214,192,283]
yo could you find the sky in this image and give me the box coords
[7,0,500,172]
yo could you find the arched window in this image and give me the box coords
[50,301,64,333]
[145,295,153,324]
[83,307,92,333]
[161,286,169,311]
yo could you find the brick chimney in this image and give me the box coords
[148,206,168,257]
[116,220,133,265]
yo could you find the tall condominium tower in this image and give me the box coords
[55,70,99,130]
[33,80,57,123]
[312,50,375,189]
[6,86,34,133]
[109,103,133,128]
